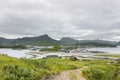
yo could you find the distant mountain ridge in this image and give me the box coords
[60,37,79,45]
[0,37,13,45]
[116,41,120,46]
[79,39,117,45]
[60,37,118,46]
[0,34,59,46]
[0,35,119,46]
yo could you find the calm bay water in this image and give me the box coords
[87,47,120,54]
[0,47,120,58]
[0,48,33,58]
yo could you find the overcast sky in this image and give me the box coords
[0,0,120,40]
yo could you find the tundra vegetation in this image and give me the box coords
[0,54,120,80]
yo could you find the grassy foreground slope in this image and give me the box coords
[0,54,120,80]
[0,55,88,80]
[83,60,120,80]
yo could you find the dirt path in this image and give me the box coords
[44,66,88,80]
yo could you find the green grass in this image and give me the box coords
[0,54,89,80]
[95,54,120,58]
[1,54,120,80]
[83,60,120,80]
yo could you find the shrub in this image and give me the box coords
[3,65,40,80]
[83,66,120,80]
[83,68,103,80]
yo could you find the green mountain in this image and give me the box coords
[0,34,59,46]
[0,35,118,47]
[0,37,13,45]
[60,37,79,46]
[60,37,117,47]
[116,41,120,46]
[75,42,117,47]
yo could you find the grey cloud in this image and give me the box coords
[0,0,120,40]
